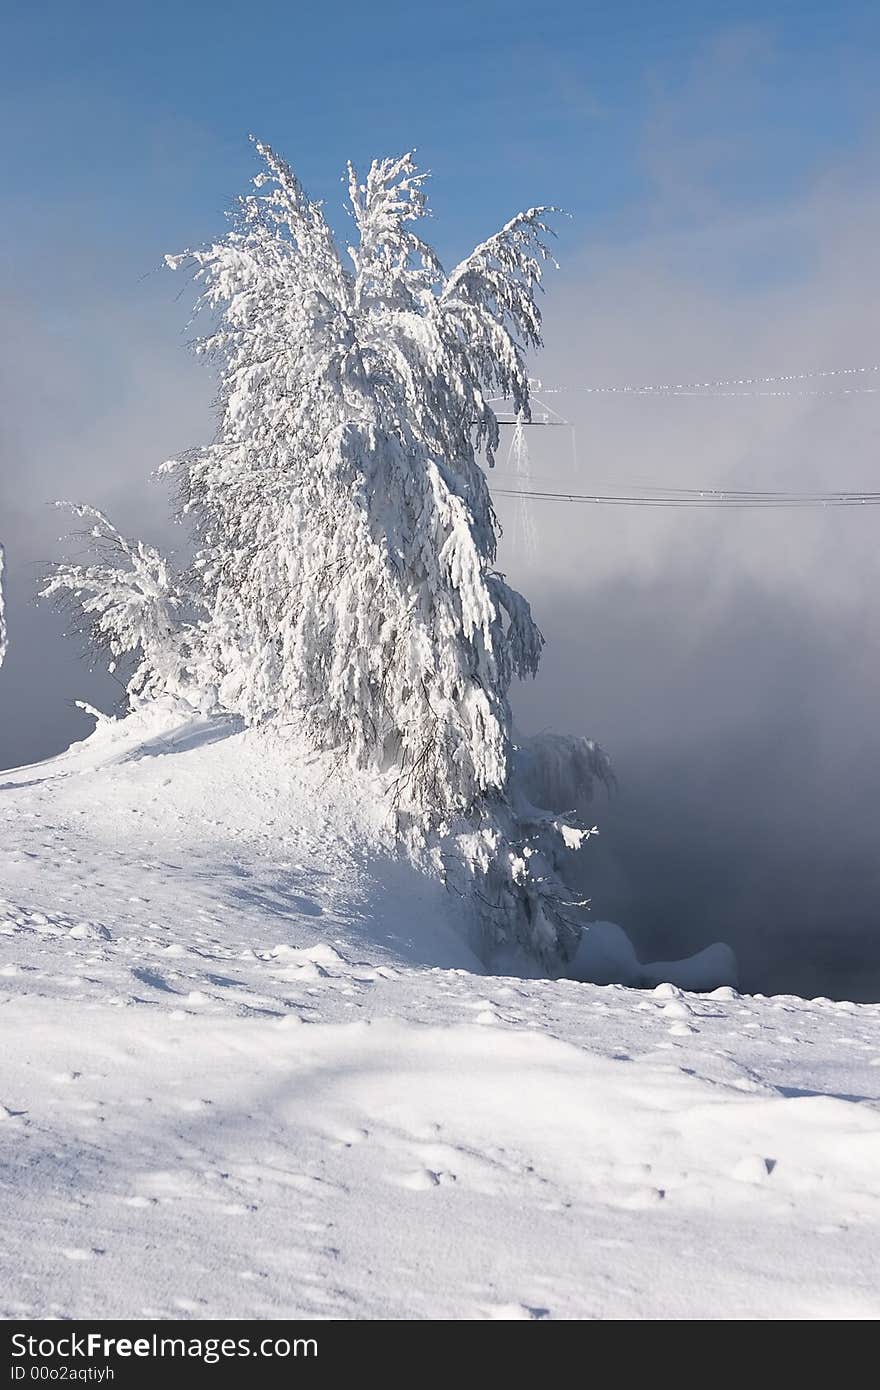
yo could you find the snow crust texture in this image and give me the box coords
[1,711,878,1320]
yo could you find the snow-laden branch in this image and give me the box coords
[40,504,209,708]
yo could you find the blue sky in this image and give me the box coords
[4,0,879,277]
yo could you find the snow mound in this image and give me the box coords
[566,921,739,991]
[0,700,483,974]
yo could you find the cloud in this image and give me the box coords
[0,275,211,769]
[500,102,880,998]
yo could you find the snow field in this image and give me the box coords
[1,709,878,1319]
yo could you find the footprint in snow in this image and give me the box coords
[483,1303,551,1320]
[326,1126,369,1149]
[731,1155,777,1183]
[397,1169,456,1191]
[612,1186,667,1209]
[131,967,177,994]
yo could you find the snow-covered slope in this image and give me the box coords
[1,707,878,1320]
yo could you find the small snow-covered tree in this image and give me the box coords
[41,505,204,707]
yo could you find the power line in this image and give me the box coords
[495,387,878,402]
[551,387,879,399]
[493,469,880,498]
[493,486,880,509]
[540,363,880,397]
[485,372,880,511]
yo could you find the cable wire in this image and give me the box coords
[492,485,880,509]
[545,363,880,396]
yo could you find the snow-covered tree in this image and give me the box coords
[43,141,609,962]
[163,142,552,821]
[41,505,204,707]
